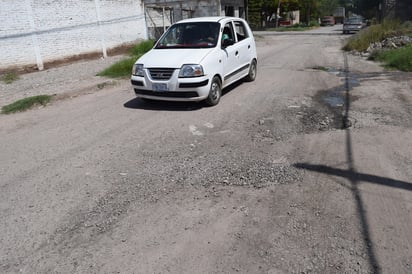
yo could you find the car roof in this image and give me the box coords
[176,16,244,24]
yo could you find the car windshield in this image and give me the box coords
[155,22,220,49]
[345,18,362,24]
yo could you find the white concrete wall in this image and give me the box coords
[0,0,146,70]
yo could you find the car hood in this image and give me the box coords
[136,48,215,68]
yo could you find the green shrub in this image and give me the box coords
[130,40,155,57]
[373,44,412,72]
[97,57,138,78]
[1,95,52,114]
[343,20,405,52]
[1,72,19,84]
[401,21,412,28]
[98,40,154,78]
[309,20,320,27]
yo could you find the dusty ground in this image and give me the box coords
[0,55,125,107]
[0,25,411,273]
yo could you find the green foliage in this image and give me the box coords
[281,0,300,12]
[1,72,19,84]
[268,24,316,31]
[343,19,412,71]
[129,40,155,57]
[298,0,321,24]
[311,66,329,71]
[1,95,51,114]
[98,40,154,78]
[247,0,264,28]
[352,0,380,18]
[309,20,320,27]
[372,44,412,71]
[97,57,137,78]
[319,0,339,16]
[248,0,364,26]
[343,20,404,52]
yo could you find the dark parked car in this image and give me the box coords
[343,17,366,34]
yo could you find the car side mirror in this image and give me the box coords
[222,38,234,48]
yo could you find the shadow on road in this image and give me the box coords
[123,80,243,111]
[293,53,392,273]
[123,98,203,111]
[294,163,412,191]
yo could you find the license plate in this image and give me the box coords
[153,83,168,92]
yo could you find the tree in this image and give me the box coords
[280,0,301,13]
[247,0,264,28]
[319,0,339,16]
[247,0,343,27]
[298,0,321,24]
[352,0,380,18]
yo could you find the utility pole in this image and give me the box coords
[276,0,281,28]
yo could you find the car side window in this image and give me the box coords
[222,22,235,43]
[234,21,249,42]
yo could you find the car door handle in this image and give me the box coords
[235,51,239,56]
[248,45,251,49]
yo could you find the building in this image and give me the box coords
[143,0,246,39]
[0,0,146,72]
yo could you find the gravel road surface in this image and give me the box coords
[1,25,411,273]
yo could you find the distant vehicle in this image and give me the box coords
[333,7,345,24]
[130,17,257,106]
[342,17,366,34]
[321,16,335,26]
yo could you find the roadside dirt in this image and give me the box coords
[0,26,411,273]
[0,55,125,108]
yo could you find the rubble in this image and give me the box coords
[364,36,412,57]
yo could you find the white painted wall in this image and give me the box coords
[0,0,146,70]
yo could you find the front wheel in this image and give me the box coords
[205,76,222,106]
[245,59,257,82]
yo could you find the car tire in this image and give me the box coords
[245,59,257,82]
[205,76,221,106]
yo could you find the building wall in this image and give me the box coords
[0,0,146,71]
[144,0,245,39]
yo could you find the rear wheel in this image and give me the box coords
[205,76,221,106]
[245,59,257,82]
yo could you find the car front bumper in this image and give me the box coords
[130,72,211,102]
[343,25,363,32]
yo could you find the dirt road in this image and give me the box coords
[1,25,411,273]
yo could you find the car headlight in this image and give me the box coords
[132,64,144,76]
[179,64,204,78]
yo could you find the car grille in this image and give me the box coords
[148,68,175,80]
[134,89,199,98]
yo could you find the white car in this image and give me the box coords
[342,17,366,34]
[131,16,257,106]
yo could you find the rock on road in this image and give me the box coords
[1,25,411,273]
